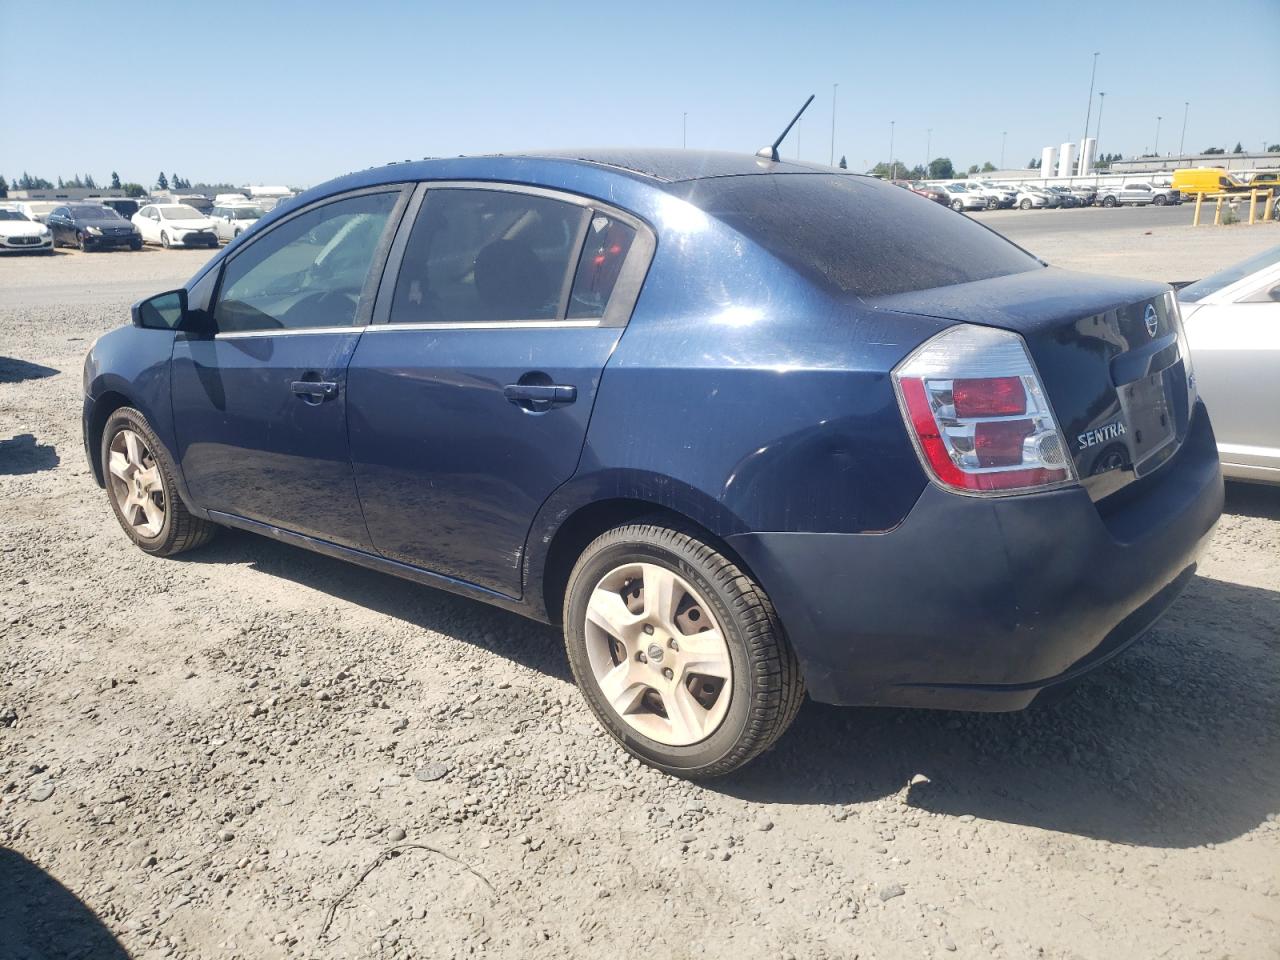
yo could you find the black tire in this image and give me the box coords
[1102,196,1117,207]
[100,407,216,557]
[1153,194,1166,206]
[160,231,170,249]
[130,240,142,251]
[986,197,997,210]
[1020,198,1032,210]
[77,232,88,251]
[563,522,804,779]
[950,199,964,212]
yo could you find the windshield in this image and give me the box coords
[162,206,204,220]
[70,205,122,220]
[1179,245,1280,302]
[232,207,265,219]
[668,174,1041,299]
[0,210,30,221]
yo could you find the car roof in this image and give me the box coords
[518,149,852,183]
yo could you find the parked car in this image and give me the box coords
[908,181,951,205]
[171,194,214,214]
[938,183,987,211]
[132,204,219,248]
[968,181,1016,209]
[83,150,1222,778]
[1068,185,1097,206]
[1179,245,1280,484]
[1098,182,1180,207]
[1013,185,1053,210]
[47,204,142,251]
[97,198,142,220]
[0,207,54,254]
[1240,171,1280,192]
[209,203,266,242]
[1046,186,1081,208]
[17,201,60,223]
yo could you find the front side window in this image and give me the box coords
[214,191,398,333]
[391,188,587,324]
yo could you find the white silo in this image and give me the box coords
[1057,141,1077,179]
[1078,138,1097,175]
[1041,146,1057,179]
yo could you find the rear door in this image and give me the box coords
[171,186,408,548]
[347,182,654,596]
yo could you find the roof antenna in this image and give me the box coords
[756,94,815,162]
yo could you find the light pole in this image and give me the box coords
[1000,131,1007,169]
[1154,115,1162,156]
[1095,92,1106,164]
[1179,101,1190,156]
[925,128,932,172]
[1082,52,1100,146]
[830,82,838,166]
[682,112,687,149]
[889,120,895,179]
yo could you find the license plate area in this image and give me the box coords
[1122,372,1176,475]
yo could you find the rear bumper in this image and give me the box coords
[727,401,1223,711]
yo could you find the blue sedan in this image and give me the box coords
[82,150,1223,777]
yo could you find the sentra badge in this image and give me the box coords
[1078,420,1127,450]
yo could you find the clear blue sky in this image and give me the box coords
[4,0,1277,188]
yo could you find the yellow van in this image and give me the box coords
[1172,168,1249,195]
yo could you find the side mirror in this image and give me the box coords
[132,289,193,331]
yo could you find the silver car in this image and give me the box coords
[1179,245,1280,483]
[209,203,266,243]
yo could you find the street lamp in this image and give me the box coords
[1000,131,1007,169]
[830,83,838,166]
[1179,101,1190,156]
[1154,115,1162,156]
[1095,92,1106,163]
[925,128,932,172]
[1082,52,1100,147]
[682,112,687,149]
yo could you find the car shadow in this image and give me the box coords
[0,357,59,384]
[0,434,60,475]
[178,528,571,683]
[178,531,1278,849]
[714,574,1280,849]
[0,848,130,959]
[1223,479,1280,520]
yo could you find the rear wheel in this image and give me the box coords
[1020,198,1032,210]
[986,197,997,210]
[563,522,804,778]
[101,407,216,557]
[1153,194,1166,205]
[951,199,964,212]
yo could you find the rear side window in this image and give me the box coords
[567,213,636,319]
[391,189,587,324]
[667,174,1041,298]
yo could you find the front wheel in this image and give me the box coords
[563,522,804,778]
[160,231,170,249]
[1102,196,1117,207]
[77,232,88,251]
[1153,195,1166,206]
[951,199,964,212]
[1020,198,1032,210]
[101,407,216,557]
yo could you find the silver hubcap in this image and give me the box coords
[584,562,733,747]
[107,429,166,537]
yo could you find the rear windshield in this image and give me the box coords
[667,174,1041,298]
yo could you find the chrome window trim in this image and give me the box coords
[214,325,364,340]
[370,180,656,331]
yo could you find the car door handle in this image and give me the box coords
[291,380,338,401]
[503,383,576,405]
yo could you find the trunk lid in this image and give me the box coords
[872,267,1196,502]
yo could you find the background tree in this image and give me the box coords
[110,171,121,189]
[981,161,997,173]
[966,164,980,175]
[1231,142,1244,154]
[84,174,97,189]
[18,172,55,190]
[1203,146,1225,155]
[157,172,169,190]
[1028,157,1041,169]
[0,175,7,198]
[928,157,955,179]
[838,155,847,169]
[121,182,147,198]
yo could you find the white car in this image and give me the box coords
[17,201,60,223]
[1179,244,1280,483]
[0,207,54,253]
[209,203,266,243]
[966,181,1016,209]
[132,204,220,249]
[1012,186,1050,210]
[938,183,987,212]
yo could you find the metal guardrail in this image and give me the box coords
[1191,189,1278,225]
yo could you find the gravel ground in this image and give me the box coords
[1,241,1278,960]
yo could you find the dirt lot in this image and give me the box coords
[2,230,1278,960]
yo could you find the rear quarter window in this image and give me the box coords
[667,174,1041,298]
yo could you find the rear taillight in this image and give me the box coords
[893,325,1076,496]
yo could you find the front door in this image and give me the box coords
[171,187,406,548]
[347,184,652,596]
